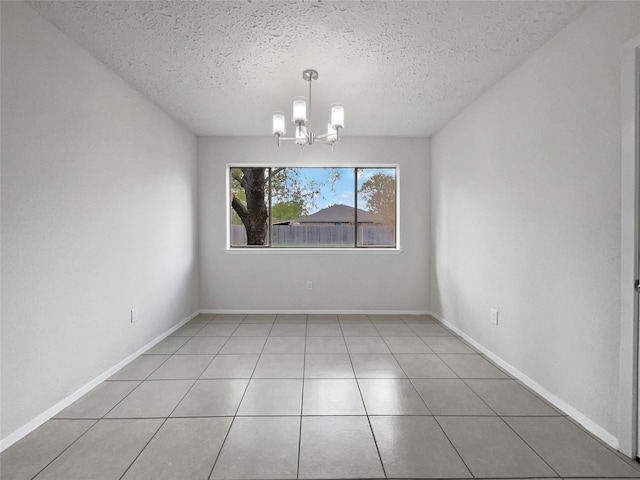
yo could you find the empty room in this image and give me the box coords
[2,1,640,479]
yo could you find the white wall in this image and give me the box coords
[431,2,640,448]
[1,3,199,442]
[198,137,430,312]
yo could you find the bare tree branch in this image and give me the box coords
[231,195,248,223]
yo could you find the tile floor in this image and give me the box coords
[3,313,640,480]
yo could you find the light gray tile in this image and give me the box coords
[232,323,272,336]
[252,354,304,378]
[466,379,561,416]
[359,379,430,415]
[106,380,194,418]
[368,314,402,323]
[0,420,95,480]
[437,416,556,478]
[210,314,245,323]
[171,379,248,417]
[344,336,391,354]
[340,322,379,336]
[270,323,307,336]
[175,336,227,355]
[187,313,214,324]
[211,417,299,479]
[55,381,140,419]
[237,379,303,415]
[401,314,438,324]
[34,419,163,480]
[303,379,365,415]
[242,313,276,323]
[262,336,305,354]
[196,323,239,336]
[308,313,338,322]
[412,379,495,415]
[109,355,169,381]
[409,324,453,336]
[304,354,354,378]
[218,336,266,354]
[395,354,458,378]
[299,416,384,479]
[374,323,416,336]
[306,322,343,336]
[384,336,433,354]
[351,354,406,378]
[506,417,640,477]
[275,313,307,323]
[422,336,476,353]
[371,416,472,478]
[338,314,370,323]
[169,323,205,337]
[147,354,213,380]
[200,354,259,378]
[306,336,348,354]
[145,336,188,355]
[440,354,509,378]
[121,417,231,480]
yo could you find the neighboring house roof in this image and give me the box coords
[294,204,380,224]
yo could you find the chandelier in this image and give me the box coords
[272,69,344,149]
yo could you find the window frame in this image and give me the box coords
[225,164,401,253]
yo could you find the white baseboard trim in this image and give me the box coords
[0,310,199,452]
[199,309,430,315]
[429,311,620,451]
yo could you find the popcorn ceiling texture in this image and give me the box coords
[28,1,589,136]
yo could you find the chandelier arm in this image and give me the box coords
[313,139,337,147]
[316,126,341,142]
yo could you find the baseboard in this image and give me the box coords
[199,309,430,315]
[429,311,620,450]
[0,310,199,452]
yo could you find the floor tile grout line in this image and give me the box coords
[92,379,146,420]
[117,417,169,480]
[496,414,562,478]
[345,322,388,479]
[101,344,191,416]
[26,419,99,480]
[297,332,308,478]
[431,415,480,480]
[206,325,267,480]
[206,415,237,480]
[74,412,567,419]
[456,377,503,417]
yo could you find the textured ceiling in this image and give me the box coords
[29,1,590,137]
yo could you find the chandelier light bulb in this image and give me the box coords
[292,97,307,123]
[330,103,344,129]
[272,112,286,136]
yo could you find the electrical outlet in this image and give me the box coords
[306,280,313,291]
[131,308,138,323]
[490,308,498,326]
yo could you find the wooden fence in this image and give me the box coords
[231,225,395,247]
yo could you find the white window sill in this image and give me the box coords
[225,247,403,255]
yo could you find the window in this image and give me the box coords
[229,167,397,249]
